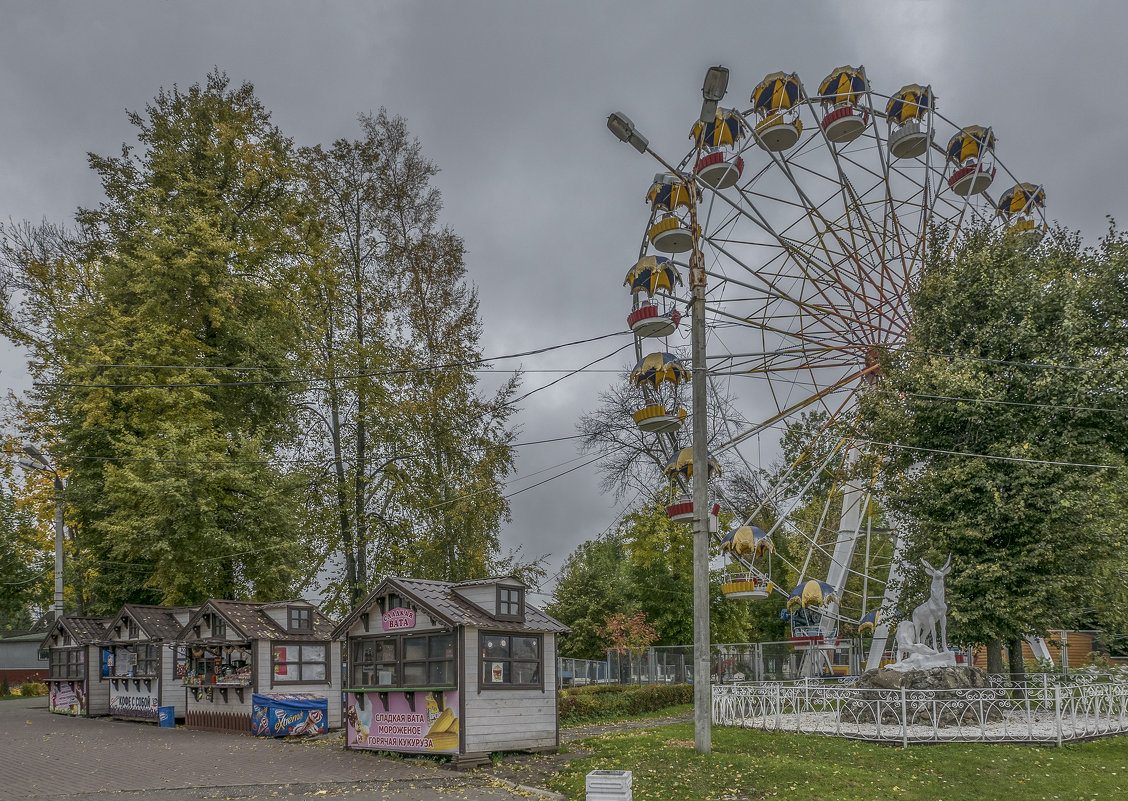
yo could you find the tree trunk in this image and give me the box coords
[986,639,1005,674]
[328,377,356,600]
[353,279,368,600]
[1008,637,1027,682]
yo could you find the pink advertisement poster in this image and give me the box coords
[49,681,86,716]
[346,690,459,753]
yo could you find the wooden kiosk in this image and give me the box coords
[40,615,111,717]
[335,576,569,767]
[175,599,342,735]
[103,604,198,722]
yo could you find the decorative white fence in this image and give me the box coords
[713,677,1128,744]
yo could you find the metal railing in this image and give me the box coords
[713,676,1128,744]
[557,657,611,686]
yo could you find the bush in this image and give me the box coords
[0,676,10,696]
[560,683,628,697]
[19,680,48,697]
[558,683,692,724]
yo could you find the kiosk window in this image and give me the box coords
[351,632,455,688]
[273,643,328,682]
[49,647,85,680]
[497,586,524,619]
[116,644,158,676]
[480,632,542,689]
[289,607,313,631]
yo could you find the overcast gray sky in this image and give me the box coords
[3,1,1126,602]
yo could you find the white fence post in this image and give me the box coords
[1054,683,1063,746]
[900,686,908,748]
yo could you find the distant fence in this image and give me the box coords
[557,657,610,686]
[558,640,868,687]
[713,675,1128,744]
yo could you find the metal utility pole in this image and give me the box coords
[687,177,711,754]
[21,445,64,619]
[606,65,728,756]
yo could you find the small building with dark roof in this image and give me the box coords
[333,575,569,767]
[39,615,112,716]
[174,599,341,735]
[0,630,49,685]
[103,604,198,722]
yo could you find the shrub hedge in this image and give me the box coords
[558,683,692,724]
[19,680,48,697]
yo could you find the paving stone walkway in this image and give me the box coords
[0,698,531,800]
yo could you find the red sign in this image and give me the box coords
[382,607,415,631]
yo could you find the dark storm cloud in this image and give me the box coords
[3,1,1125,597]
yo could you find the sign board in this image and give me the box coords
[109,683,159,720]
[252,693,328,737]
[381,607,415,631]
[346,690,459,753]
[49,681,86,716]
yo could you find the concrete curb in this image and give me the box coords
[488,776,567,800]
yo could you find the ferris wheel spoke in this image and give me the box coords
[702,253,874,342]
[705,195,888,338]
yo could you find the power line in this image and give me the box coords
[873,388,1126,415]
[38,330,631,390]
[30,426,632,467]
[854,438,1120,470]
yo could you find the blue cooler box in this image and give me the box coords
[158,706,175,727]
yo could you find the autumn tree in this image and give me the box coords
[2,72,315,611]
[859,227,1128,667]
[296,111,522,610]
[547,535,632,659]
[0,484,47,629]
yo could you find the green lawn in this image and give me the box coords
[551,721,1128,801]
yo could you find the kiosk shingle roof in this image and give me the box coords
[39,615,111,650]
[65,616,111,643]
[179,599,336,642]
[115,604,197,641]
[333,576,570,638]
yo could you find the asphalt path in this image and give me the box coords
[0,698,543,800]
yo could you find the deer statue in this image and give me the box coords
[910,555,952,654]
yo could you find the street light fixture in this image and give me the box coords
[21,444,65,620]
[606,112,649,154]
[606,66,722,754]
[699,65,730,123]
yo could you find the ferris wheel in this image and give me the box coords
[615,65,1048,673]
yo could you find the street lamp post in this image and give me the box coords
[607,66,727,755]
[20,445,65,620]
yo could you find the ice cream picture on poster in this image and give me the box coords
[347,690,459,753]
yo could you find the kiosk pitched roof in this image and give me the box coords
[111,604,197,641]
[178,599,336,642]
[333,576,570,638]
